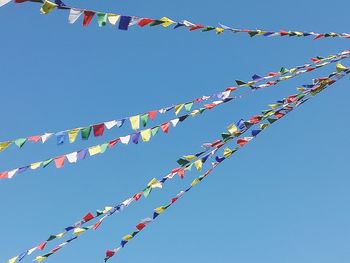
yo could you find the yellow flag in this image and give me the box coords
[227,124,238,135]
[289,68,297,73]
[140,129,151,142]
[174,104,184,115]
[194,160,202,171]
[56,232,65,238]
[34,256,46,262]
[123,234,133,241]
[160,17,175,27]
[68,129,80,143]
[191,178,200,187]
[336,62,347,72]
[280,75,292,81]
[88,145,101,156]
[190,110,200,116]
[260,123,269,130]
[30,162,42,170]
[155,206,166,214]
[107,13,120,25]
[73,228,86,236]
[223,148,233,158]
[40,0,57,14]
[184,155,196,161]
[103,206,113,213]
[297,87,306,92]
[269,104,280,109]
[215,27,224,34]
[148,178,162,189]
[0,141,11,152]
[8,256,19,263]
[130,115,140,130]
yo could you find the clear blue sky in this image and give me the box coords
[1,0,350,262]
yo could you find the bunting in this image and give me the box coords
[0,49,348,154]
[0,97,233,180]
[1,0,349,39]
[7,66,349,262]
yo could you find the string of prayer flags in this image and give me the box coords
[103,69,350,261]
[9,70,346,262]
[1,49,348,154]
[0,97,234,180]
[1,0,350,39]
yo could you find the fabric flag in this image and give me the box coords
[81,127,92,140]
[88,145,102,156]
[0,0,12,7]
[54,156,65,168]
[194,160,203,171]
[30,162,42,170]
[66,152,78,163]
[119,16,132,30]
[7,256,19,263]
[14,138,26,148]
[227,124,238,135]
[184,102,193,112]
[159,17,175,27]
[104,120,118,129]
[107,13,120,25]
[336,62,347,72]
[148,111,157,120]
[41,133,53,143]
[0,141,11,152]
[160,122,170,133]
[93,124,105,137]
[83,11,95,27]
[97,13,107,27]
[68,129,80,143]
[140,129,151,142]
[120,135,130,144]
[174,104,184,115]
[40,0,57,14]
[129,115,140,130]
[68,8,83,24]
[151,126,159,136]
[141,114,148,127]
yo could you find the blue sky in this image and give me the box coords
[1,0,350,262]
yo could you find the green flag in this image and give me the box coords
[81,127,92,140]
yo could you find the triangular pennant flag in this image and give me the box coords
[107,13,120,25]
[8,256,19,263]
[93,123,105,137]
[68,129,80,143]
[83,212,94,222]
[141,114,149,127]
[227,124,238,135]
[8,169,19,179]
[83,11,95,26]
[160,122,170,133]
[97,13,108,27]
[88,145,102,156]
[0,141,12,152]
[130,115,140,130]
[73,228,86,236]
[30,162,42,170]
[40,0,57,14]
[170,118,180,127]
[14,138,26,148]
[184,102,194,112]
[37,242,48,250]
[194,159,203,171]
[54,156,66,168]
[42,158,53,168]
[41,133,53,143]
[0,0,12,7]
[151,126,159,136]
[100,143,109,153]
[104,120,118,129]
[148,111,157,120]
[120,135,130,144]
[68,8,83,24]
[336,62,347,72]
[174,104,184,115]
[160,16,175,27]
[81,126,92,140]
[140,129,151,142]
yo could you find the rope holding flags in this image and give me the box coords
[1,0,350,39]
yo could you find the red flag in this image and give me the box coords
[177,169,185,179]
[306,67,315,72]
[28,135,41,143]
[106,250,115,258]
[108,138,120,148]
[225,87,237,92]
[136,223,146,230]
[0,172,8,179]
[83,212,94,222]
[148,111,157,120]
[189,24,205,31]
[93,221,102,230]
[313,34,325,40]
[204,103,216,109]
[83,11,95,27]
[54,156,65,169]
[133,192,142,201]
[93,123,105,137]
[37,241,48,250]
[237,138,249,147]
[138,18,154,27]
[160,122,170,133]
